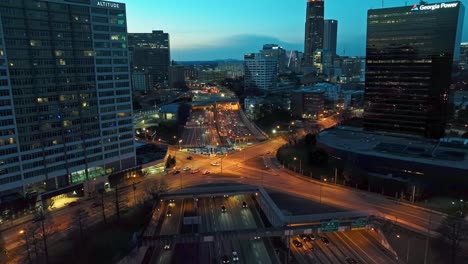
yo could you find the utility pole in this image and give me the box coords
[114,184,120,223]
[423,201,432,264]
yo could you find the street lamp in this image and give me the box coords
[293,157,301,174]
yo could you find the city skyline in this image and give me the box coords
[121,0,468,61]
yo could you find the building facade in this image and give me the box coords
[128,30,170,86]
[291,89,325,118]
[0,0,136,199]
[324,19,338,56]
[260,44,287,74]
[168,64,186,88]
[304,0,324,66]
[244,53,278,94]
[364,1,464,138]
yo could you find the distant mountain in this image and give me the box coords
[178,59,242,66]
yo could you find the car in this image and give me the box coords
[68,201,79,207]
[252,236,261,240]
[308,234,316,241]
[292,239,303,248]
[242,201,247,208]
[169,199,175,205]
[221,255,230,263]
[172,170,180,175]
[211,162,220,166]
[223,194,229,198]
[300,235,311,242]
[191,169,200,174]
[266,151,271,154]
[345,257,358,264]
[320,236,330,245]
[164,241,171,250]
[232,251,239,262]
[202,170,210,175]
[183,167,190,171]
[186,156,193,160]
[221,205,227,213]
[166,210,172,217]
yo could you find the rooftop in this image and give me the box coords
[317,126,468,170]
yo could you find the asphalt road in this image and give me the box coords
[290,230,399,264]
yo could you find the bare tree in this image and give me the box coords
[438,215,468,264]
[74,209,89,243]
[22,212,56,264]
[114,183,121,223]
[145,178,168,201]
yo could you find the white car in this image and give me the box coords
[202,170,210,175]
[164,242,171,250]
[232,251,239,262]
[211,162,220,166]
[183,167,191,171]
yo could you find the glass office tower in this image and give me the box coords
[304,0,324,66]
[128,30,170,86]
[0,0,136,200]
[364,1,464,139]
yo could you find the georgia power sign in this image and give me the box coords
[411,2,458,11]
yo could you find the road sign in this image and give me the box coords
[351,218,368,230]
[320,220,340,232]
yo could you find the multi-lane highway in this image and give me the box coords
[290,230,399,264]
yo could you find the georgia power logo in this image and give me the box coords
[411,4,420,11]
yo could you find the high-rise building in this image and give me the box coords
[364,1,464,139]
[304,0,324,66]
[128,30,170,86]
[324,19,338,56]
[313,49,332,74]
[244,53,278,94]
[168,64,186,88]
[260,44,287,74]
[0,0,136,200]
[460,42,468,66]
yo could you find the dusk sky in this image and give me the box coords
[121,0,468,61]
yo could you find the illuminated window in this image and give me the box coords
[55,50,63,56]
[30,40,41,47]
[59,59,66,66]
[83,50,94,56]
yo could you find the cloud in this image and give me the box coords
[171,34,303,61]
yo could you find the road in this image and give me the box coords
[3,137,450,263]
[290,230,399,264]
[165,138,446,237]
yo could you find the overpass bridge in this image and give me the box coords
[140,214,377,247]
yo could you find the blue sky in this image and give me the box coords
[120,0,468,61]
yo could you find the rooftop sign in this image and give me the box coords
[412,2,458,11]
[94,0,121,9]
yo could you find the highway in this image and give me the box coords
[290,230,399,264]
[146,194,277,264]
